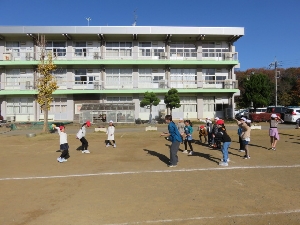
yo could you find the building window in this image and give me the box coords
[53,69,67,86]
[107,96,133,102]
[74,69,87,84]
[46,41,66,57]
[105,68,132,86]
[170,69,196,87]
[203,97,215,112]
[173,96,197,112]
[139,69,165,83]
[202,42,229,59]
[74,42,86,57]
[49,97,67,114]
[6,69,34,87]
[106,42,132,57]
[138,42,151,56]
[170,42,196,58]
[7,98,33,114]
[202,69,228,84]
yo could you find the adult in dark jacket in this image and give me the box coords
[215,119,231,166]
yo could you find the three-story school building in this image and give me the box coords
[0,26,243,123]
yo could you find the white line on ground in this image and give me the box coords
[121,133,126,138]
[0,164,300,181]
[102,209,300,225]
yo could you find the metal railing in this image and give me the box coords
[0,80,238,91]
[1,51,238,61]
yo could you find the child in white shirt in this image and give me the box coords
[106,120,116,148]
[53,125,69,163]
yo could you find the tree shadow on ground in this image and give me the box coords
[143,149,169,165]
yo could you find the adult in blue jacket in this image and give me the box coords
[160,115,182,167]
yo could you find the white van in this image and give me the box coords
[255,107,267,114]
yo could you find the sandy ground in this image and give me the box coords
[0,124,299,225]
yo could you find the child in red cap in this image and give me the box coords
[52,124,69,163]
[76,120,91,153]
[198,125,208,143]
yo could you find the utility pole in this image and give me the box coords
[269,57,281,106]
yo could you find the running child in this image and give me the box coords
[76,120,91,153]
[106,120,116,148]
[53,124,69,163]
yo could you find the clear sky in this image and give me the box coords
[0,0,299,71]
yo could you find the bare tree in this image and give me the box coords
[36,35,58,133]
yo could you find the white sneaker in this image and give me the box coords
[220,158,230,162]
[182,150,188,154]
[239,149,245,152]
[188,151,193,155]
[57,157,63,163]
[113,144,116,148]
[82,150,90,154]
[61,158,67,162]
[219,162,228,166]
[106,144,110,147]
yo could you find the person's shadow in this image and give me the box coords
[143,149,169,165]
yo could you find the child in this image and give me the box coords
[215,120,231,166]
[236,119,245,152]
[76,120,91,153]
[183,120,194,155]
[269,114,284,150]
[106,120,116,148]
[199,118,213,145]
[53,124,69,163]
[236,117,251,159]
[177,118,185,142]
[198,125,208,143]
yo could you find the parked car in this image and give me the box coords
[284,108,300,123]
[266,106,287,120]
[255,107,267,114]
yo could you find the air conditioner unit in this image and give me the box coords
[224,53,232,59]
[94,82,100,90]
[26,53,31,60]
[25,81,31,89]
[6,116,15,122]
[159,80,166,88]
[3,53,11,61]
[224,79,232,89]
[160,52,167,58]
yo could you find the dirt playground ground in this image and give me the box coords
[0,124,299,225]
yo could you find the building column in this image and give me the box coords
[196,40,202,60]
[66,40,73,60]
[197,67,203,88]
[132,66,138,88]
[0,41,4,60]
[132,41,138,60]
[133,93,140,120]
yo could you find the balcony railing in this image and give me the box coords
[0,80,238,91]
[1,51,238,62]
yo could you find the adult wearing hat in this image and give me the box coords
[269,114,284,150]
